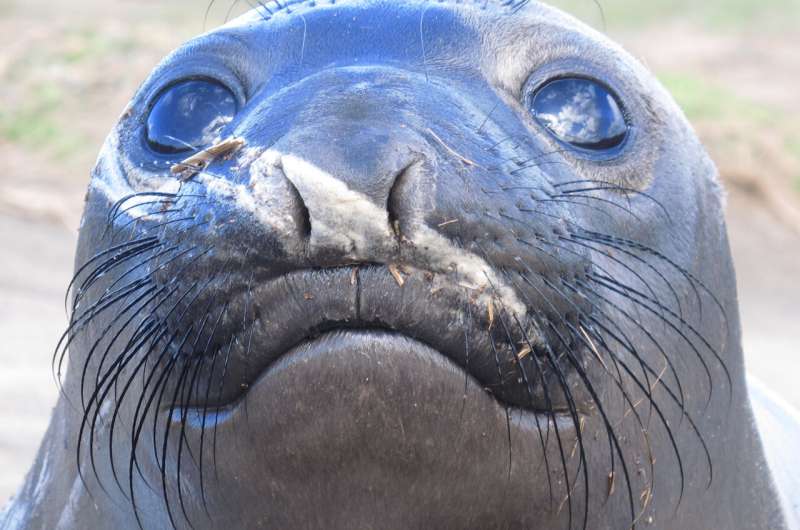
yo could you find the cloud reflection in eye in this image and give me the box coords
[530,78,628,151]
[146,79,238,154]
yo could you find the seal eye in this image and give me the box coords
[146,79,238,154]
[529,77,628,152]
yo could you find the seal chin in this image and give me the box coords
[172,329,573,529]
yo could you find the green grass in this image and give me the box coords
[0,85,62,144]
[787,136,800,191]
[657,72,800,193]
[546,0,800,31]
[0,83,85,160]
[0,23,137,160]
[787,136,800,158]
[657,73,774,124]
[59,28,136,64]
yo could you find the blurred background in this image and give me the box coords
[0,0,798,502]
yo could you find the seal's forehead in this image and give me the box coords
[213,2,625,67]
[208,0,647,100]
[214,0,622,57]
[218,0,588,34]
[220,0,547,29]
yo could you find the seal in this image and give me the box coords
[1,1,791,529]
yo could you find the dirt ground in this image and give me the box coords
[0,0,798,503]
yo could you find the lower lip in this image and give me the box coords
[179,329,570,431]
[179,329,485,421]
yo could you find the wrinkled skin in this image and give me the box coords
[1,1,788,529]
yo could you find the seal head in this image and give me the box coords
[3,1,788,529]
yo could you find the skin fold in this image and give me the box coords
[0,1,788,529]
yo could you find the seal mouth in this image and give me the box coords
[158,264,564,412]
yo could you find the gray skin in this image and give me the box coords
[0,1,788,529]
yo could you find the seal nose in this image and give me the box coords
[274,148,409,263]
[265,82,430,263]
[270,144,423,265]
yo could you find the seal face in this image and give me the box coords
[5,1,788,530]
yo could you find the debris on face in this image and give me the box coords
[303,292,314,301]
[388,264,405,287]
[119,102,134,121]
[579,325,609,372]
[426,128,482,168]
[487,299,495,330]
[640,485,653,511]
[607,471,616,496]
[515,344,532,362]
[350,267,359,287]
[233,145,267,173]
[171,137,246,181]
[437,218,459,228]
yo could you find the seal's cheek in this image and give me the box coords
[178,331,573,528]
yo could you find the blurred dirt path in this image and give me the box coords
[0,214,74,499]
[727,193,800,406]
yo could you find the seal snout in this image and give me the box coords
[141,62,603,417]
[261,150,406,261]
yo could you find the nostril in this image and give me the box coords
[386,160,418,240]
[286,178,312,239]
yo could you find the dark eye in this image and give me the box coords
[146,79,238,154]
[529,77,628,152]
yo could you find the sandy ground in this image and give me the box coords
[0,0,798,505]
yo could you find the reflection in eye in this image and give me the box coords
[530,78,628,151]
[146,79,238,154]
